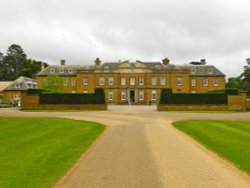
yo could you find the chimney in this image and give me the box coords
[200,59,206,64]
[41,63,45,71]
[162,58,170,65]
[60,59,66,66]
[94,57,101,66]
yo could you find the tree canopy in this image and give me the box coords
[42,75,65,93]
[226,59,250,96]
[0,44,48,81]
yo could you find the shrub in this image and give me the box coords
[39,88,106,104]
[160,88,228,105]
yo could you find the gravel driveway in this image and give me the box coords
[1,106,250,188]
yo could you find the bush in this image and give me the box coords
[204,89,239,95]
[27,89,44,95]
[160,88,228,105]
[39,88,106,104]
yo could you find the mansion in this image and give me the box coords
[37,58,225,104]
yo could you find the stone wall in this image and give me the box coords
[21,94,107,110]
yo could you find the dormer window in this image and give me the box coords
[59,68,64,73]
[207,68,213,74]
[14,83,20,88]
[68,68,73,73]
[154,65,161,70]
[191,68,196,74]
[50,68,55,74]
[104,66,109,71]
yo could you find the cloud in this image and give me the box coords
[0,0,250,77]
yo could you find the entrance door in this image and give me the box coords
[130,90,135,103]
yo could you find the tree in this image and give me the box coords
[3,44,27,80]
[0,52,4,81]
[20,59,48,79]
[226,58,250,96]
[42,75,65,93]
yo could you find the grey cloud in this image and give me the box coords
[0,0,250,77]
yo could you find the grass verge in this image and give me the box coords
[172,120,250,174]
[0,117,105,188]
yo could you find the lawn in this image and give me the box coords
[0,117,105,188]
[172,120,250,174]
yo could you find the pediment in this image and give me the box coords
[118,61,130,69]
[134,61,146,69]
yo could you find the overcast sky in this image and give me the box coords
[1,0,250,78]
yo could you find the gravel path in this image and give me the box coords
[1,106,250,188]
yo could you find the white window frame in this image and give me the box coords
[214,78,219,86]
[68,68,73,74]
[121,90,126,101]
[139,77,144,85]
[71,77,76,86]
[191,68,196,75]
[160,77,166,85]
[130,77,135,85]
[203,78,208,86]
[108,89,113,101]
[191,90,196,93]
[50,68,55,74]
[207,68,213,74]
[14,83,20,88]
[59,68,64,74]
[121,77,126,85]
[83,90,88,93]
[99,77,105,85]
[151,90,157,100]
[177,77,183,86]
[191,78,196,86]
[108,77,114,85]
[63,78,68,86]
[151,77,157,86]
[83,77,88,85]
[139,90,144,100]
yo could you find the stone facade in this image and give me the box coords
[37,58,225,104]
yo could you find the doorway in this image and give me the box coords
[130,90,135,103]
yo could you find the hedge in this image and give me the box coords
[160,89,228,105]
[39,88,106,104]
[204,89,239,95]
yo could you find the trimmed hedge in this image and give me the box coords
[204,89,239,95]
[27,89,44,95]
[39,88,106,104]
[160,89,228,105]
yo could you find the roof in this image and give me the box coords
[36,60,225,77]
[3,77,37,91]
[0,82,13,92]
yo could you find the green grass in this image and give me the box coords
[0,117,105,188]
[173,120,250,174]
[21,109,100,112]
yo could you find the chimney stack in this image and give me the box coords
[60,59,66,66]
[41,63,45,71]
[200,59,206,64]
[94,57,101,66]
[162,58,170,65]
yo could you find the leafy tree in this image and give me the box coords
[3,44,27,80]
[20,59,48,79]
[226,58,250,96]
[226,77,241,89]
[0,44,49,81]
[0,52,4,81]
[42,75,65,93]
